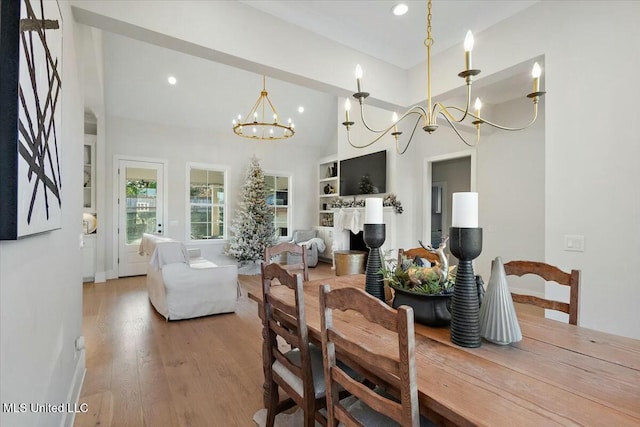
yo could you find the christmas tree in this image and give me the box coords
[226,156,275,262]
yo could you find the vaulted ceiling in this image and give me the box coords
[77,1,539,147]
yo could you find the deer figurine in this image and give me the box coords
[419,238,449,284]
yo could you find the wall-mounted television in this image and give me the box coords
[339,150,387,196]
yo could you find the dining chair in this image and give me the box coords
[502,260,580,325]
[260,262,327,427]
[265,241,309,282]
[319,285,427,427]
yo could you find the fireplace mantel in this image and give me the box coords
[331,207,397,262]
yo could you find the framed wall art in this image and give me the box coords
[0,0,63,239]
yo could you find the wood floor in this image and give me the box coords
[74,262,337,427]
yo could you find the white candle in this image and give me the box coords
[452,192,478,228]
[365,197,383,224]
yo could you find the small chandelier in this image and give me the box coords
[342,0,545,153]
[233,76,295,140]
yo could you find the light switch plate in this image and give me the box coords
[564,235,585,252]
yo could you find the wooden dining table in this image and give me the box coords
[245,274,640,426]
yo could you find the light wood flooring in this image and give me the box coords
[74,262,337,427]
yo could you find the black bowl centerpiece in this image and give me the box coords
[380,253,456,327]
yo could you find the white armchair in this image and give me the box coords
[287,229,326,267]
[140,234,238,320]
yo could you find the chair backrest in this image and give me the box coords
[265,241,309,281]
[260,262,315,411]
[502,260,580,325]
[319,285,420,427]
[398,247,439,268]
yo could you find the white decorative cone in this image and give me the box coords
[479,257,522,345]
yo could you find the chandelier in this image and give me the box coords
[342,0,545,153]
[233,76,295,140]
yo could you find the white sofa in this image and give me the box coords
[139,233,238,320]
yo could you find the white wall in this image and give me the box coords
[101,116,326,275]
[0,3,85,426]
[476,98,545,295]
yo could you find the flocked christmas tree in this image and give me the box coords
[226,156,275,263]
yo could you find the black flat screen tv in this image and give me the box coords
[339,150,387,196]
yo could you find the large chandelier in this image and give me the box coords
[342,0,545,153]
[233,76,295,140]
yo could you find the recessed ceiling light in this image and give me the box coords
[392,3,408,16]
[167,76,177,85]
[298,106,304,113]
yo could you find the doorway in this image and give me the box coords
[424,150,475,259]
[116,158,166,277]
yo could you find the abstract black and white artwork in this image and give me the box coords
[0,0,63,239]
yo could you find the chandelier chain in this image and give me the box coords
[426,0,432,46]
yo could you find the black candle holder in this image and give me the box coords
[363,224,386,301]
[449,227,483,348]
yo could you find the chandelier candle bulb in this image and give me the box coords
[452,192,478,228]
[355,64,363,93]
[464,30,474,71]
[344,99,351,122]
[532,62,541,93]
[474,98,482,118]
[392,112,399,133]
[365,197,383,224]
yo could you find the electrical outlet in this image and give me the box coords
[564,235,585,252]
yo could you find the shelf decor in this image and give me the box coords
[479,256,522,345]
[329,194,404,214]
[0,0,64,239]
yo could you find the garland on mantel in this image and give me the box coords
[329,193,404,214]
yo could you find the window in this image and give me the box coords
[264,173,291,239]
[188,164,227,241]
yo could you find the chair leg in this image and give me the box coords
[265,380,279,427]
[304,407,316,427]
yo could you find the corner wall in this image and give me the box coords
[0,2,85,426]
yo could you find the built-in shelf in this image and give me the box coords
[318,157,339,228]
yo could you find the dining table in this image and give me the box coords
[245,274,640,426]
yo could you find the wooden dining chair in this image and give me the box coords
[502,260,580,325]
[260,262,327,427]
[319,285,425,427]
[265,241,309,282]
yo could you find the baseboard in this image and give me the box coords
[94,271,106,283]
[106,269,118,280]
[60,350,86,427]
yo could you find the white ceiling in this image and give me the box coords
[240,0,537,69]
[102,32,338,146]
[91,1,540,147]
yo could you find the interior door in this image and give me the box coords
[118,160,165,277]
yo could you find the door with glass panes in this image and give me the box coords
[118,159,165,277]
